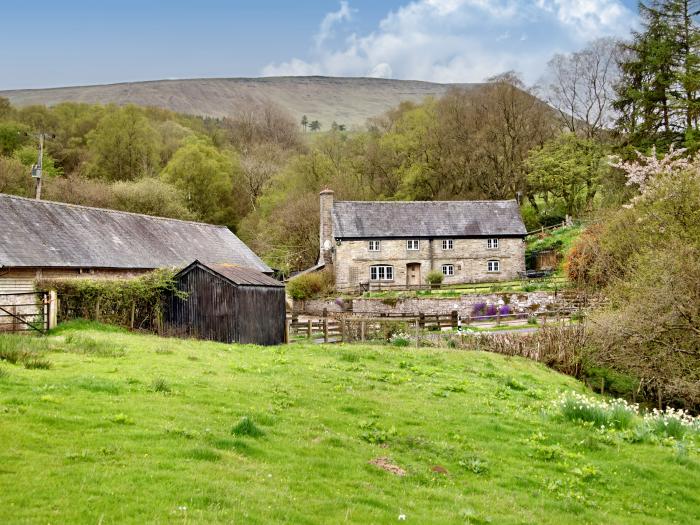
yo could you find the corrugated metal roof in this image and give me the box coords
[0,193,271,273]
[206,263,284,287]
[331,200,526,238]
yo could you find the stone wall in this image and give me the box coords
[334,237,525,290]
[295,291,561,317]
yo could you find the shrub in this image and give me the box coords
[231,416,264,438]
[38,269,183,332]
[286,270,335,300]
[426,270,444,286]
[390,333,410,347]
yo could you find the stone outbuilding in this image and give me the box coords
[316,189,527,291]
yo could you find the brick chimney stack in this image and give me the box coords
[319,189,334,264]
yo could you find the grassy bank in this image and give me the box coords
[0,322,697,524]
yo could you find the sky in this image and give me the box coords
[0,0,639,90]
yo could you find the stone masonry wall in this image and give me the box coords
[334,237,525,290]
[296,291,560,317]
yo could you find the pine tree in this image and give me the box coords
[614,0,700,150]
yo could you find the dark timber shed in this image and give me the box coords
[164,260,285,346]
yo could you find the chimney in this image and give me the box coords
[319,188,334,264]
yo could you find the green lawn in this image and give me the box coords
[0,322,698,524]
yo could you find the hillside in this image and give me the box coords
[0,323,697,524]
[0,76,477,128]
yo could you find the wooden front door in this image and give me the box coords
[406,263,421,287]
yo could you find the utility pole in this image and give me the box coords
[31,133,45,200]
[28,132,54,200]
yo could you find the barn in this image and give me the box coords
[164,260,286,346]
[0,193,275,333]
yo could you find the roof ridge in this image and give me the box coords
[0,192,228,228]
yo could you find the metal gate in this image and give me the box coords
[0,291,52,334]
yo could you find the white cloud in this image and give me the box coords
[314,1,353,48]
[262,0,636,84]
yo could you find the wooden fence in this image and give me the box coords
[286,307,580,344]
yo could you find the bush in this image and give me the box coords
[426,270,444,286]
[38,269,182,332]
[286,270,335,300]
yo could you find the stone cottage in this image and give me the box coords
[317,189,527,291]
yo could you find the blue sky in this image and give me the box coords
[0,0,639,90]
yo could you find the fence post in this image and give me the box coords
[451,310,458,330]
[307,319,312,339]
[48,290,58,330]
[11,305,17,332]
[284,317,290,344]
[419,312,425,329]
[130,301,136,330]
[360,320,366,342]
[95,297,101,322]
[323,318,328,343]
[496,310,501,326]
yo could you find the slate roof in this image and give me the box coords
[0,193,271,272]
[331,200,527,239]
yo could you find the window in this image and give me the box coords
[487,238,499,249]
[442,264,454,276]
[487,260,500,273]
[370,265,394,281]
[407,239,420,250]
[442,239,453,250]
[368,240,380,252]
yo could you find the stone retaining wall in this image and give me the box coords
[295,291,561,317]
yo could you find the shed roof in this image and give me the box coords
[204,262,284,287]
[0,193,271,272]
[331,200,526,238]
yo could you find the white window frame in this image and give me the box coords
[442,239,454,250]
[370,265,394,281]
[487,260,500,273]
[441,264,454,276]
[487,238,499,249]
[407,239,420,251]
[368,240,380,252]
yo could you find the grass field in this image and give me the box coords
[0,321,698,524]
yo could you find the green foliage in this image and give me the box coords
[110,177,194,219]
[614,0,700,150]
[150,377,171,394]
[425,270,444,285]
[526,134,606,216]
[38,269,182,331]
[231,416,264,438]
[0,156,33,196]
[285,270,335,300]
[87,105,161,181]
[0,121,29,155]
[161,139,239,226]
